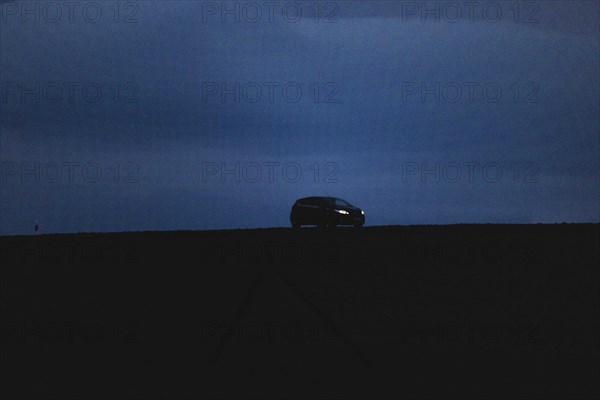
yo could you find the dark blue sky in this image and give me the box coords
[1,0,599,235]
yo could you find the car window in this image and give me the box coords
[321,198,333,207]
[334,199,351,207]
[298,198,316,206]
[318,198,331,207]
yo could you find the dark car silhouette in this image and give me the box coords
[290,196,365,228]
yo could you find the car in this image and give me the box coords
[290,196,365,228]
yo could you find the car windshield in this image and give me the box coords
[328,198,351,208]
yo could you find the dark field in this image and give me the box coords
[1,224,598,399]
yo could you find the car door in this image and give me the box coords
[301,198,320,224]
[295,198,313,223]
[314,198,330,224]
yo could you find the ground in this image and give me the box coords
[1,224,598,398]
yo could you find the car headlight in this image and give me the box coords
[334,209,349,215]
[361,210,365,215]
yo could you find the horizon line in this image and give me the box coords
[1,222,598,238]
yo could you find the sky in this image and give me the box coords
[0,0,599,235]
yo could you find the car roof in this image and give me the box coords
[297,196,339,201]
